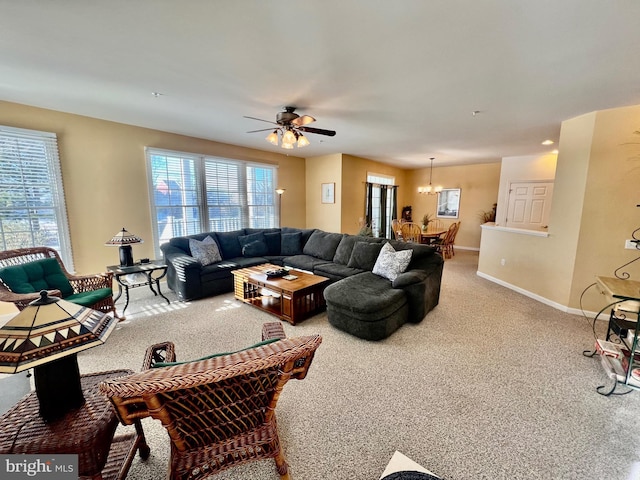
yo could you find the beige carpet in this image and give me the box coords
[74,251,640,480]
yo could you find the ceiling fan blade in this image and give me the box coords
[291,115,316,126]
[297,126,336,137]
[247,128,277,133]
[243,116,278,125]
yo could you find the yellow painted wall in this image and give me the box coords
[570,104,640,311]
[409,162,501,249]
[479,104,640,311]
[0,100,306,314]
[478,113,594,307]
[340,154,408,235]
[305,154,342,232]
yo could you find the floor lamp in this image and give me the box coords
[276,188,285,227]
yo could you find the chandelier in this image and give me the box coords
[418,157,442,195]
[266,126,310,149]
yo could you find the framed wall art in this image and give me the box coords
[321,183,335,204]
[436,188,461,218]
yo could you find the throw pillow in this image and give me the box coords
[238,232,268,257]
[372,242,413,281]
[303,230,344,260]
[346,241,384,271]
[281,232,302,256]
[189,236,222,266]
[242,240,268,257]
[264,232,281,255]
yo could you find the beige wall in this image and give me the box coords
[0,100,306,314]
[409,162,501,249]
[340,154,408,235]
[571,105,640,311]
[305,154,342,232]
[479,104,640,311]
[495,153,558,226]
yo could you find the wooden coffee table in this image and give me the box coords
[232,264,330,325]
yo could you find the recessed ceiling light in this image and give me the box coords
[541,139,554,145]
[151,92,163,98]
[551,149,559,155]
[472,110,481,116]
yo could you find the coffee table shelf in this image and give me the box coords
[233,264,329,325]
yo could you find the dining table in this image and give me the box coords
[419,229,447,244]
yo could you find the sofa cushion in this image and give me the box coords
[152,338,280,368]
[283,255,332,272]
[346,241,384,271]
[65,288,113,307]
[314,262,365,281]
[242,240,268,257]
[189,236,222,266]
[0,258,74,297]
[281,227,316,248]
[303,230,344,261]
[372,242,413,281]
[238,232,268,257]
[333,235,383,265]
[215,229,244,259]
[324,272,406,319]
[281,232,303,255]
[264,232,281,255]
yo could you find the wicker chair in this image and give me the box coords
[0,247,117,317]
[99,323,322,480]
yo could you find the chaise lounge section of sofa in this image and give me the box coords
[161,227,443,340]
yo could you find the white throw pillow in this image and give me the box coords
[372,242,413,281]
[189,236,222,266]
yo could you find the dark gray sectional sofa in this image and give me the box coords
[160,227,444,340]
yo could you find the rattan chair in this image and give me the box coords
[0,247,117,317]
[99,323,322,480]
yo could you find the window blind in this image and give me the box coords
[146,148,278,258]
[0,125,73,268]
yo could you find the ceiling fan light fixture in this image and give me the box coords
[266,130,279,145]
[282,129,296,145]
[281,141,294,149]
[297,133,310,147]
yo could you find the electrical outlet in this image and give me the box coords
[625,239,639,250]
[500,258,506,266]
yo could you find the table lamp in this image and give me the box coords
[105,227,143,267]
[0,291,117,422]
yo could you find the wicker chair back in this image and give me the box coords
[100,330,322,480]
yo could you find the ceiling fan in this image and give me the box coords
[244,106,336,149]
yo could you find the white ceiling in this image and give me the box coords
[2,1,640,168]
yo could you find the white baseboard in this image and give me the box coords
[476,270,609,321]
[455,246,480,252]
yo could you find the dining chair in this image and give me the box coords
[400,222,422,243]
[391,219,403,240]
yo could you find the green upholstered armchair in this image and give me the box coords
[0,247,117,318]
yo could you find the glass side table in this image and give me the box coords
[106,261,170,314]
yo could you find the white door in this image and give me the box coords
[505,181,554,230]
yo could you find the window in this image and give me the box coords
[367,173,395,238]
[0,126,73,268]
[146,148,277,257]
